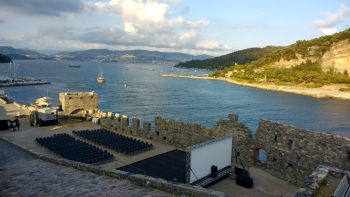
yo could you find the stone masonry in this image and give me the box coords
[255,120,350,185]
[100,111,350,187]
[99,113,253,168]
[58,92,98,116]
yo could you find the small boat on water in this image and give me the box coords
[33,97,52,108]
[68,63,81,68]
[97,73,105,83]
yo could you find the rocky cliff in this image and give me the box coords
[321,39,350,74]
[269,39,350,74]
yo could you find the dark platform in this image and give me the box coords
[117,150,187,183]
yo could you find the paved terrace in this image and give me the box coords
[0,102,176,171]
[0,139,174,196]
[0,102,298,197]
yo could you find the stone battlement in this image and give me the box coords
[59,92,98,116]
[100,112,350,186]
[255,120,350,185]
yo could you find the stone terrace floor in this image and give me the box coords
[0,140,174,197]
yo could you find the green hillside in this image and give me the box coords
[175,46,283,70]
[212,29,350,87]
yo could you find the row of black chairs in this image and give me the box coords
[36,133,113,164]
[73,129,153,156]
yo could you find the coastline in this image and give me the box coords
[160,74,350,100]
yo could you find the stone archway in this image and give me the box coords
[69,108,87,116]
[254,146,268,167]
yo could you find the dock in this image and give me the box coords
[0,78,50,87]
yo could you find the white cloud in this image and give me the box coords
[124,22,137,33]
[0,0,231,55]
[179,30,198,43]
[196,40,229,50]
[83,0,229,52]
[313,4,350,35]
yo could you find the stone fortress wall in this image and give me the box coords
[99,114,248,148]
[99,113,254,168]
[64,92,350,186]
[100,113,350,186]
[255,120,350,185]
[58,92,98,115]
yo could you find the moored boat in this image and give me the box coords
[97,73,105,83]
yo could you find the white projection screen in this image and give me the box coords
[189,136,232,183]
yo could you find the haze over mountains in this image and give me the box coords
[0,46,212,64]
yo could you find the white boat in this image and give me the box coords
[97,72,105,83]
[33,97,52,108]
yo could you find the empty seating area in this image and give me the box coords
[73,129,153,156]
[36,133,113,164]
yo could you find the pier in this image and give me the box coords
[0,78,50,87]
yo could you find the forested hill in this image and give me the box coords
[0,53,12,63]
[212,28,350,87]
[175,46,283,70]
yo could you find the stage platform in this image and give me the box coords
[117,150,187,183]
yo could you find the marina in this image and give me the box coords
[0,61,50,87]
[0,77,50,87]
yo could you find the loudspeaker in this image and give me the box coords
[236,172,253,188]
[211,165,218,178]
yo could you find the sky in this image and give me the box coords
[0,0,349,56]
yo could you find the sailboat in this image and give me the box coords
[97,72,105,83]
[0,61,50,87]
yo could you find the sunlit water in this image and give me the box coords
[1,60,350,135]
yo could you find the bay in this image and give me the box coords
[1,60,350,135]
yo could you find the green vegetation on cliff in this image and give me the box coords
[243,28,350,69]
[213,61,350,87]
[175,46,283,70]
[212,29,350,87]
[0,53,12,63]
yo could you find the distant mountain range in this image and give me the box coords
[0,46,212,64]
[175,46,283,70]
[0,46,46,60]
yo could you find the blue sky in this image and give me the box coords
[0,0,349,55]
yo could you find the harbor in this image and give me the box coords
[0,61,50,87]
